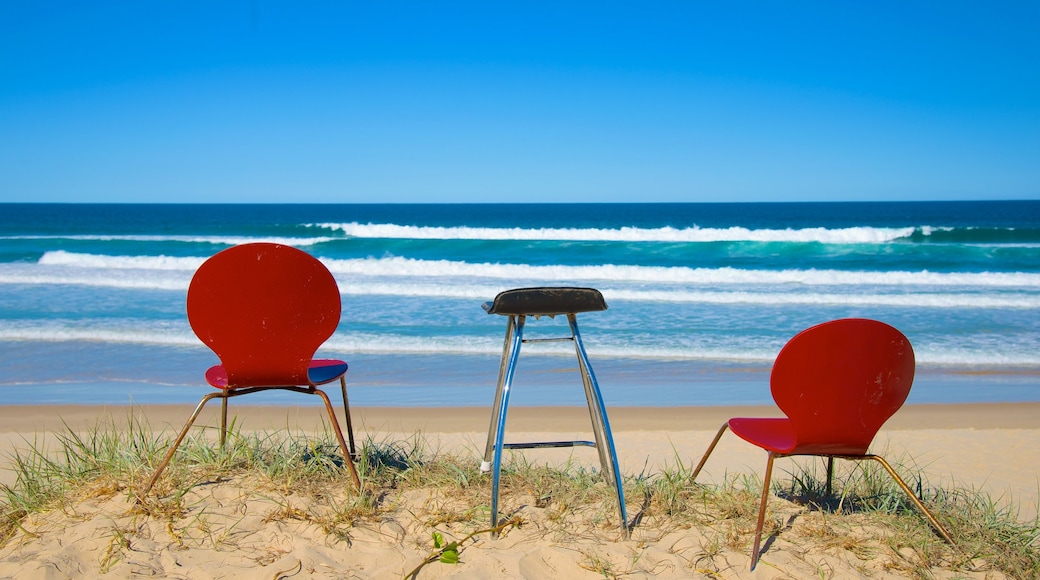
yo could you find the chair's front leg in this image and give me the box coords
[141,392,224,497]
[750,452,776,571]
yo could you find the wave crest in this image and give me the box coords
[10,252,1040,292]
[311,222,919,244]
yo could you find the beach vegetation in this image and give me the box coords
[0,412,1036,578]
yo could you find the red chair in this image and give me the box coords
[142,243,360,495]
[690,318,954,570]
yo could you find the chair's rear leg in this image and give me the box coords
[750,452,776,571]
[142,392,223,497]
[826,456,835,496]
[340,376,356,459]
[868,455,955,545]
[690,422,730,482]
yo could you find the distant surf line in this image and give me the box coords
[0,234,338,246]
[10,251,1040,290]
[312,222,931,243]
[7,223,1036,246]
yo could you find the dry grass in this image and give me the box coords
[0,412,1037,578]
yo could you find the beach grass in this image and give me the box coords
[1,413,1037,578]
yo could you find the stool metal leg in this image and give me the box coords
[482,314,521,472]
[482,315,525,533]
[570,314,629,537]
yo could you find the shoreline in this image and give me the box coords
[0,401,1038,433]
[3,345,1040,408]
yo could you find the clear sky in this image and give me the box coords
[1,1,1037,204]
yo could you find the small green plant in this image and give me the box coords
[431,531,459,563]
[403,517,521,579]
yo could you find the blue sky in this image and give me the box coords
[1,1,1037,203]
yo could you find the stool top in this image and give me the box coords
[483,287,607,316]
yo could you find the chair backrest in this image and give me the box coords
[187,243,341,388]
[770,318,915,455]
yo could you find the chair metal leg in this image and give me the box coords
[143,385,363,498]
[314,387,362,491]
[740,453,956,571]
[142,392,225,496]
[219,396,229,447]
[690,422,731,482]
[570,314,629,537]
[487,315,524,534]
[340,376,356,459]
[750,452,776,571]
[866,455,955,545]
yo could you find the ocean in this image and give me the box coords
[1,201,1038,407]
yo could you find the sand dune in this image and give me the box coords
[0,403,1036,578]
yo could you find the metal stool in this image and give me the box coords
[480,287,628,537]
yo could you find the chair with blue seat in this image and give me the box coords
[690,318,955,570]
[141,242,360,496]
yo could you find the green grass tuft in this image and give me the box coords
[0,412,1036,578]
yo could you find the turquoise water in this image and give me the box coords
[1,201,1038,406]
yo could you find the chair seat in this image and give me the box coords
[482,287,608,316]
[728,417,798,454]
[729,417,872,456]
[205,359,348,389]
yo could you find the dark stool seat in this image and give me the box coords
[480,287,628,537]
[483,287,608,316]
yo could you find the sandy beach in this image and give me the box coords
[0,401,1036,578]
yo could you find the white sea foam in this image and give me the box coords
[2,234,339,246]
[6,253,1040,306]
[331,281,1040,309]
[2,324,1037,366]
[0,261,192,290]
[321,255,1040,288]
[38,250,204,270]
[600,289,1040,309]
[0,324,200,347]
[0,271,190,291]
[312,222,919,244]
[320,334,783,362]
